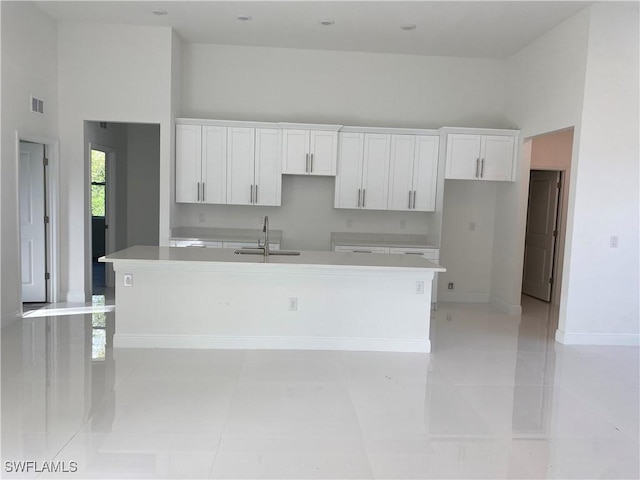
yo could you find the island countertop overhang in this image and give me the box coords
[100,245,445,273]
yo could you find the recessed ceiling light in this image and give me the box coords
[237,14,252,21]
[152,9,168,16]
[320,19,335,26]
[400,24,417,31]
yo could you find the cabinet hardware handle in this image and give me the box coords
[408,191,412,209]
[404,252,424,255]
[475,158,480,178]
[357,188,361,207]
[255,185,258,204]
[202,183,206,202]
[310,153,314,173]
[413,190,417,209]
[250,184,253,203]
[362,189,366,208]
[353,250,373,253]
[197,182,201,202]
[481,158,485,178]
[306,153,309,173]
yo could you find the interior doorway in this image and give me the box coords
[20,141,49,304]
[521,128,573,305]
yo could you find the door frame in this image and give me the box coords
[16,131,60,308]
[88,142,117,288]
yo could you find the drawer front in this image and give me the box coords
[389,247,439,261]
[170,240,222,248]
[334,245,390,254]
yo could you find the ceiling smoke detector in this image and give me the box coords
[320,19,335,26]
[400,24,417,31]
[237,14,252,21]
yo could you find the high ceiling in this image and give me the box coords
[35,1,592,59]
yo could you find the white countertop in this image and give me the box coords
[101,246,445,272]
[171,227,283,244]
[331,232,438,249]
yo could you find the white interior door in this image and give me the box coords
[522,170,561,301]
[20,141,47,303]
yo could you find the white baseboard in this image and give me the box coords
[555,329,640,346]
[437,292,490,303]
[114,334,431,353]
[490,294,522,315]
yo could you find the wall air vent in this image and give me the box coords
[30,96,44,114]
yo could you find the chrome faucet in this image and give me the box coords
[259,216,270,258]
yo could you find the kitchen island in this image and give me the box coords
[101,246,445,353]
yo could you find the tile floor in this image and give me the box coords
[1,296,638,479]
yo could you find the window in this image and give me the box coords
[91,149,106,217]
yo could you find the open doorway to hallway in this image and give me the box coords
[522,128,574,305]
[85,121,160,300]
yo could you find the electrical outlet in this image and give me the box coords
[346,218,353,228]
[288,297,298,311]
[610,235,619,248]
[400,220,406,229]
[123,274,133,287]
[448,282,454,290]
[258,216,264,226]
[198,212,206,223]
[415,281,424,294]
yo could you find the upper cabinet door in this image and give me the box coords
[254,128,282,206]
[176,124,202,203]
[201,126,227,204]
[309,131,338,175]
[226,127,256,205]
[445,134,482,180]
[361,134,391,210]
[334,132,365,209]
[480,135,515,181]
[387,135,416,211]
[282,129,310,175]
[412,135,439,211]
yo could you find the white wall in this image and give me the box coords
[1,2,58,325]
[181,44,510,128]
[438,181,498,302]
[126,123,160,247]
[57,23,173,302]
[560,3,639,344]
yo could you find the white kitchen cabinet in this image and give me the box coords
[334,132,391,210]
[282,129,338,176]
[445,134,516,181]
[227,127,282,206]
[388,135,439,212]
[176,125,227,204]
[176,124,228,204]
